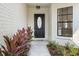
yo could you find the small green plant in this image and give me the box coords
[47,42,53,47]
[62,43,74,56]
[63,48,66,56]
[49,41,59,49]
[47,41,64,56]
[70,48,78,56]
[65,42,74,50]
[55,46,64,56]
[63,48,70,56]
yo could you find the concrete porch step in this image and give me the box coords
[29,41,50,56]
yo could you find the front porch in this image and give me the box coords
[0,3,79,56]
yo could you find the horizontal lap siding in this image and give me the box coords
[0,3,27,47]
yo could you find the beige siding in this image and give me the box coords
[0,3,27,47]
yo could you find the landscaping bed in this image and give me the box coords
[47,41,79,56]
[0,27,33,56]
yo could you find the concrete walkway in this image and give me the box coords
[29,41,50,56]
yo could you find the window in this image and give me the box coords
[37,17,42,29]
[57,6,73,37]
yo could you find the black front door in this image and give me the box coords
[34,14,45,38]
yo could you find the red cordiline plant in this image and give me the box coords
[0,27,32,56]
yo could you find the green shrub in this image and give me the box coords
[50,41,59,49]
[47,41,64,55]
[70,48,78,56]
[47,41,79,56]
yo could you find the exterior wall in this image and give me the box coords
[0,3,27,47]
[73,4,79,46]
[27,6,49,40]
[50,3,79,47]
[0,3,79,47]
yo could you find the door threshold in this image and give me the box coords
[31,40,48,41]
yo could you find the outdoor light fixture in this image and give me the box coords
[36,6,40,9]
